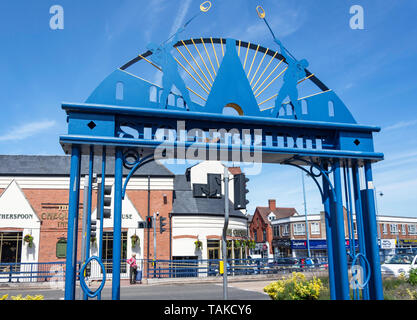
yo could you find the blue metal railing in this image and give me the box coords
[144,257,329,279]
[0,262,66,283]
[0,257,328,283]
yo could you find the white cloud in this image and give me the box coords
[384,119,417,131]
[153,0,193,85]
[0,120,56,142]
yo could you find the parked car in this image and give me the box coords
[381,254,417,277]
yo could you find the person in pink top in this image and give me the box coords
[127,254,137,284]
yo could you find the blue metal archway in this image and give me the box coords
[61,33,384,300]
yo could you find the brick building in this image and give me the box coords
[0,155,174,277]
[171,161,249,262]
[269,209,417,260]
[0,156,253,281]
[248,199,298,258]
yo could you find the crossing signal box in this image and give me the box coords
[96,182,112,219]
[145,216,153,229]
[233,173,249,210]
[90,220,97,238]
[159,216,167,234]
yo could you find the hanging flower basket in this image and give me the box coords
[234,240,242,248]
[194,240,203,250]
[226,240,233,248]
[90,236,97,246]
[246,240,256,249]
[24,234,34,248]
[131,234,140,247]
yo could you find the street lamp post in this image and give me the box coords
[302,172,311,258]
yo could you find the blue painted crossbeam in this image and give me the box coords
[60,102,383,164]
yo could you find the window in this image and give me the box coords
[311,222,320,235]
[56,238,67,258]
[253,230,257,241]
[102,231,128,274]
[293,223,305,236]
[390,224,398,235]
[273,225,279,237]
[0,232,22,264]
[282,224,290,236]
[401,224,407,235]
[382,224,387,234]
[262,229,267,242]
[408,224,417,235]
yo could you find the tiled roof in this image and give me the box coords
[0,155,174,177]
[256,206,297,224]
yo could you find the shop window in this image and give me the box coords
[56,238,67,258]
[0,232,22,264]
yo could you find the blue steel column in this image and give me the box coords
[83,146,94,300]
[351,162,370,300]
[65,145,82,300]
[362,161,384,300]
[322,165,336,300]
[331,160,350,300]
[97,146,106,301]
[112,148,123,300]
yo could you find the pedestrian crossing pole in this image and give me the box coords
[222,167,230,300]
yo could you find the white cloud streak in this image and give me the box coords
[153,0,193,86]
[0,120,56,142]
[384,119,417,131]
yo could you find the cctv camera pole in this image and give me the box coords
[222,167,230,300]
[302,172,311,258]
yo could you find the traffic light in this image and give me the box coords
[145,216,153,229]
[97,182,112,219]
[233,173,249,210]
[159,216,167,234]
[207,174,222,198]
[90,220,97,238]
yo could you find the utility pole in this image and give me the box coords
[147,175,150,277]
[222,167,229,300]
[302,172,311,258]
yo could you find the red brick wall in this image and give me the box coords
[22,189,83,263]
[125,190,173,260]
[249,210,273,254]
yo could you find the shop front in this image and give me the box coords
[0,180,41,282]
[272,239,291,258]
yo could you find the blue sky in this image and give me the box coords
[0,1,416,217]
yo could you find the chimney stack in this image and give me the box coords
[268,199,276,211]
